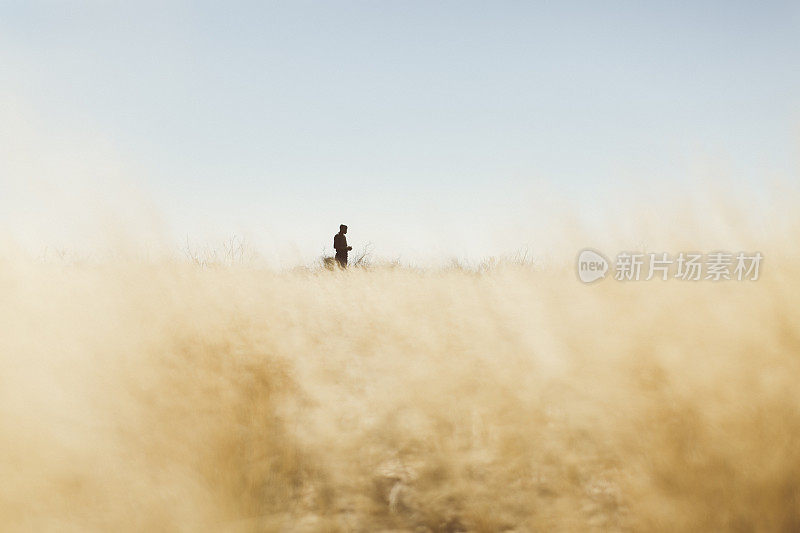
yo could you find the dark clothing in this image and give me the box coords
[334,232,348,253]
[334,232,348,268]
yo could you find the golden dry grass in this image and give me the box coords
[1,228,799,531]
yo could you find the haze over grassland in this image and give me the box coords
[2,2,800,529]
[2,187,799,531]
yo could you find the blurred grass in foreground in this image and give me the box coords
[1,218,799,531]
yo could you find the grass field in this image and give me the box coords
[1,225,799,531]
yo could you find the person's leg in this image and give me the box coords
[336,253,347,268]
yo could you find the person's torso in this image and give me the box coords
[334,233,347,251]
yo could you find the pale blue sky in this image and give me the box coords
[1,1,798,263]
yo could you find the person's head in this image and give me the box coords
[339,224,347,234]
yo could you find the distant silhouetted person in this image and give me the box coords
[334,224,352,268]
